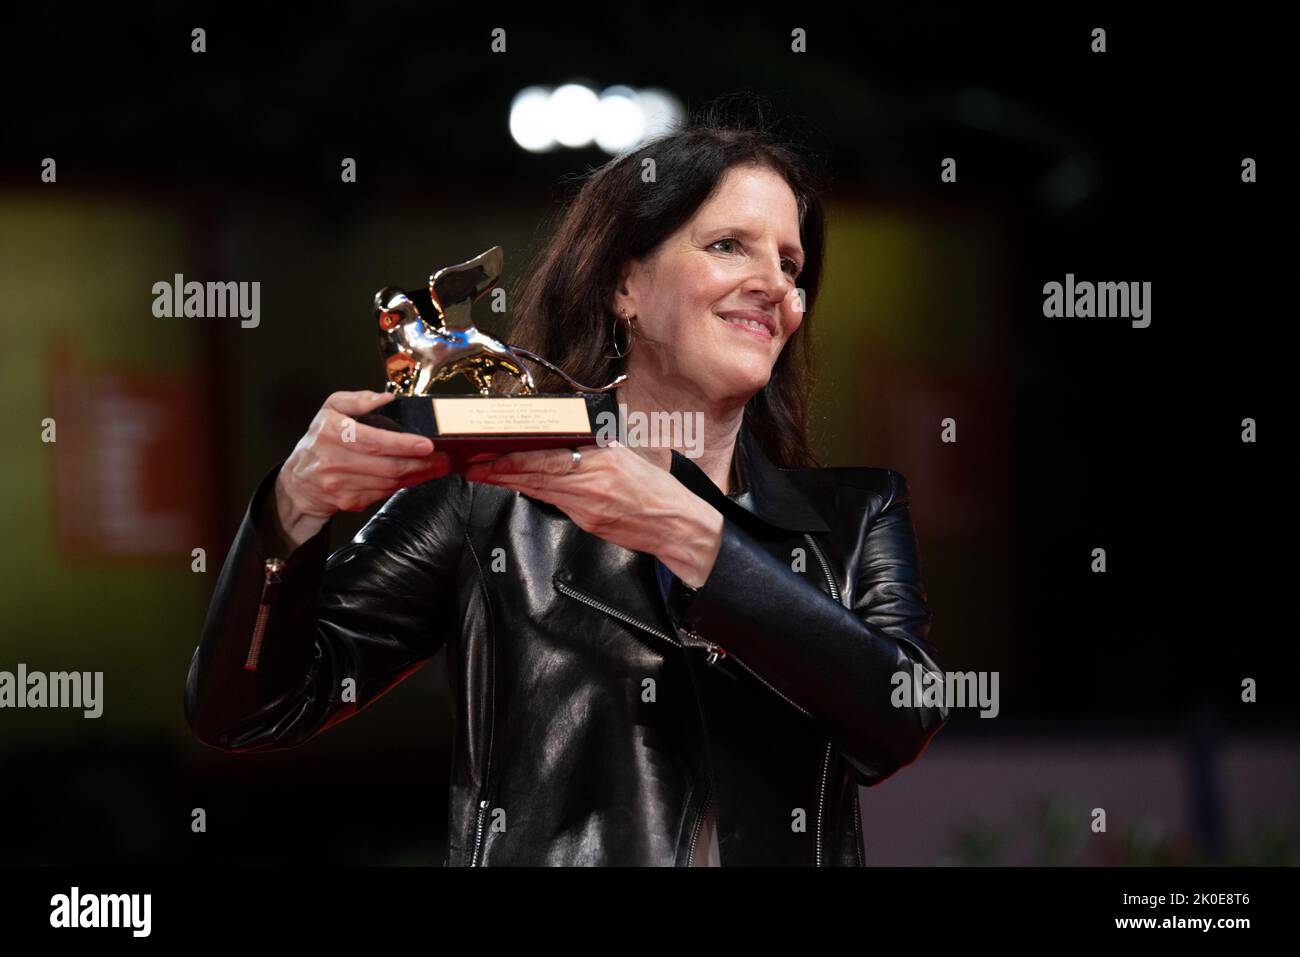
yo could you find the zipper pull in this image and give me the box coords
[681,628,728,667]
[244,558,285,672]
[681,628,738,681]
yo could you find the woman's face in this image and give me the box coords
[615,163,806,406]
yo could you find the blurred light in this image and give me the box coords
[509,86,556,153]
[549,83,600,148]
[594,86,644,154]
[509,84,685,154]
[636,89,684,139]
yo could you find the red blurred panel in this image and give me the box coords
[47,338,214,562]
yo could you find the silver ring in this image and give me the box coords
[570,448,582,471]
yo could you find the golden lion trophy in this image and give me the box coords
[361,246,625,469]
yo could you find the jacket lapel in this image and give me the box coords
[553,418,829,638]
[669,417,829,534]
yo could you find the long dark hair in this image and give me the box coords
[499,95,828,468]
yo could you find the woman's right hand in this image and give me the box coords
[270,390,451,552]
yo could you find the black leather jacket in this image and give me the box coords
[185,419,948,866]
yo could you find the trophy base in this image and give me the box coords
[359,392,619,471]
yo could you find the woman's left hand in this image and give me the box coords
[463,442,724,588]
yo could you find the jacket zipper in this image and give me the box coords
[805,533,840,867]
[470,798,490,866]
[466,534,498,868]
[243,558,285,671]
[852,777,865,866]
[553,578,683,651]
[816,739,832,867]
[803,533,841,603]
[554,576,740,669]
[687,787,713,865]
[682,627,810,716]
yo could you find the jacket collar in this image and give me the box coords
[669,417,830,535]
[552,416,828,641]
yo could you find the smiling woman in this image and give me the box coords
[499,102,827,471]
[185,96,949,868]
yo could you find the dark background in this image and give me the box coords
[1,4,1291,865]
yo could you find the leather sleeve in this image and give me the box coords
[184,460,470,752]
[677,469,949,786]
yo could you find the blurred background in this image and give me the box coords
[0,4,1292,865]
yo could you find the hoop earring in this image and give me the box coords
[606,311,633,360]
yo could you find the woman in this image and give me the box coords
[185,112,949,866]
